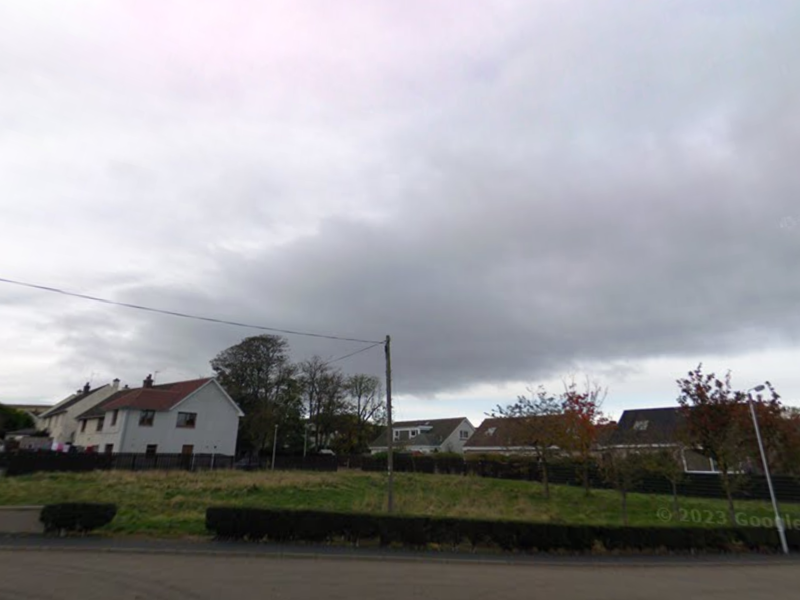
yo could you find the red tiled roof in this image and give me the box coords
[78,378,212,418]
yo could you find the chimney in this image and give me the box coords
[83,382,91,394]
[112,378,120,391]
[143,374,154,389]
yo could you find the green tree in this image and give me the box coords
[0,404,35,438]
[210,335,304,456]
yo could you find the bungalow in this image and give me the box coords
[73,375,244,456]
[369,417,475,454]
[463,417,545,455]
[464,416,617,457]
[605,407,719,473]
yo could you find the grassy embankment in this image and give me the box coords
[1,469,794,537]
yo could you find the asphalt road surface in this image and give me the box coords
[2,549,800,600]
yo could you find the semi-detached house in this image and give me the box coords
[38,381,121,445]
[73,375,243,456]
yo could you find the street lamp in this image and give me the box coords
[747,384,789,554]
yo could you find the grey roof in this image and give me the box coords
[369,417,468,450]
[463,416,533,449]
[38,385,109,419]
[607,407,684,446]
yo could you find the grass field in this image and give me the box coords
[1,470,796,537]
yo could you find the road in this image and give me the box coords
[1,547,799,600]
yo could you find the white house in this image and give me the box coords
[73,375,244,456]
[369,417,475,454]
[37,381,121,445]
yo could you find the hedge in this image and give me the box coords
[40,503,117,534]
[206,507,800,553]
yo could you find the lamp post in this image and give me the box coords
[747,384,789,554]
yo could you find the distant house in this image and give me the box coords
[463,417,542,455]
[605,407,719,473]
[3,429,51,451]
[369,418,475,454]
[73,375,244,456]
[38,382,121,445]
[464,416,618,457]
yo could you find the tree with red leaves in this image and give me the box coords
[558,377,607,497]
[677,364,786,524]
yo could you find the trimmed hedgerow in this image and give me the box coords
[40,503,117,534]
[205,507,800,553]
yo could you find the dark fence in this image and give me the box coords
[3,451,234,477]
[235,455,338,472]
[337,454,366,470]
[361,455,800,503]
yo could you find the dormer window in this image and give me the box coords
[393,430,400,441]
[486,427,497,436]
[633,420,649,432]
[409,430,418,438]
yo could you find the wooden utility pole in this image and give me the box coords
[271,424,278,470]
[385,334,394,513]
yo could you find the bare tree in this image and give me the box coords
[601,446,647,526]
[493,386,565,499]
[646,446,686,518]
[299,357,347,450]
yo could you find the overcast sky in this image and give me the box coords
[2,1,799,426]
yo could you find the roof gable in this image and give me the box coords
[39,385,110,419]
[370,417,469,449]
[608,407,684,446]
[464,417,536,449]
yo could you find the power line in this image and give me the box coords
[0,276,384,345]
[324,341,384,365]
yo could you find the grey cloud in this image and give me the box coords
[4,1,800,402]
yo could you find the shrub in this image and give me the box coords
[40,503,117,534]
[204,507,799,554]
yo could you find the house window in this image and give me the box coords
[176,412,197,429]
[80,420,87,433]
[460,430,470,440]
[633,420,649,432]
[96,417,104,432]
[104,444,114,454]
[393,430,400,441]
[111,410,119,426]
[409,430,417,438]
[139,410,155,427]
[145,444,158,456]
[181,444,194,455]
[486,427,497,436]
